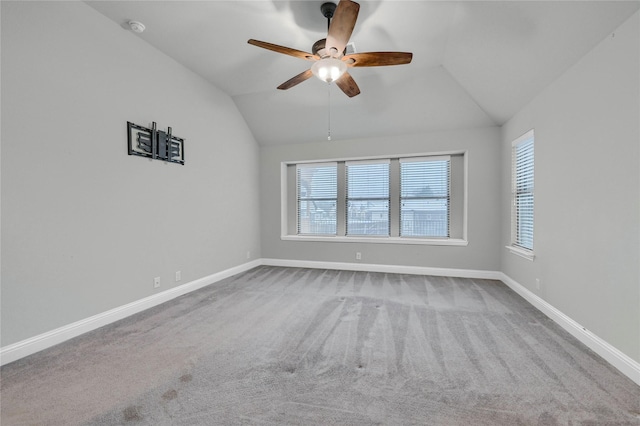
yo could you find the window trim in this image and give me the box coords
[346,159,391,237]
[506,244,535,261]
[508,129,535,260]
[280,150,468,246]
[399,156,451,238]
[296,162,338,236]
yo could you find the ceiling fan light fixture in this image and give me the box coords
[311,57,347,83]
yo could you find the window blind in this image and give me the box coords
[297,163,337,235]
[512,131,534,250]
[400,157,450,237]
[346,160,390,236]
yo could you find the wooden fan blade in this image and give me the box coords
[326,0,360,57]
[277,69,313,90]
[335,71,360,97]
[248,39,318,61]
[343,52,413,67]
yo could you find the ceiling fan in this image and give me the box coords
[248,0,413,98]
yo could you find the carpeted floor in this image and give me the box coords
[1,266,639,425]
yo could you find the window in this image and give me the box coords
[346,161,390,236]
[400,157,450,238]
[285,152,467,246]
[297,163,337,235]
[511,130,534,255]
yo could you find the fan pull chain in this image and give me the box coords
[327,82,332,141]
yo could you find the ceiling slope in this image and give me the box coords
[86,1,640,146]
[443,1,640,125]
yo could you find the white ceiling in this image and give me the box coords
[86,1,639,146]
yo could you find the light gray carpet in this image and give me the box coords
[1,266,639,425]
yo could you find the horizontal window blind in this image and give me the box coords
[400,157,450,237]
[512,131,534,250]
[297,163,337,235]
[346,160,390,236]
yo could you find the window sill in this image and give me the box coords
[506,245,535,261]
[282,235,468,246]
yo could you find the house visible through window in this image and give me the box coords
[400,157,450,238]
[511,130,534,253]
[287,152,465,245]
[297,163,337,235]
[346,160,390,236]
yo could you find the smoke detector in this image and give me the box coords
[128,21,145,33]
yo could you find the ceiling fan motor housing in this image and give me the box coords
[313,38,347,58]
[312,39,326,56]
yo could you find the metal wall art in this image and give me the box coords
[127,121,185,165]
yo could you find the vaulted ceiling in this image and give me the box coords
[87,1,639,146]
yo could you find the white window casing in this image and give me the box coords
[346,160,390,237]
[508,130,535,260]
[282,151,468,246]
[400,156,451,238]
[296,162,337,236]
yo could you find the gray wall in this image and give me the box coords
[500,11,639,363]
[260,127,501,271]
[1,2,261,346]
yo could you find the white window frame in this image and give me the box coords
[296,162,338,236]
[346,159,391,237]
[281,151,468,246]
[400,156,451,239]
[507,130,535,261]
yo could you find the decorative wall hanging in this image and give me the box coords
[127,121,184,165]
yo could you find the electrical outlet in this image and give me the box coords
[535,278,541,290]
[246,251,251,259]
[154,277,161,288]
[175,271,181,282]
[356,252,362,260]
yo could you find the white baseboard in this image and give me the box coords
[499,272,640,386]
[0,259,500,366]
[0,259,262,366]
[3,259,638,388]
[261,258,503,280]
